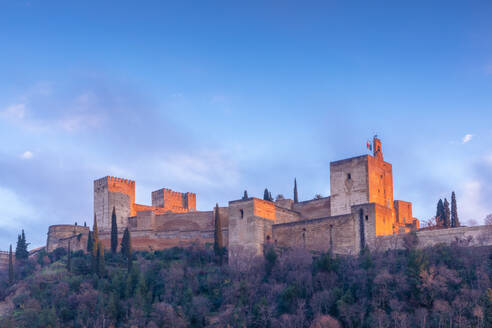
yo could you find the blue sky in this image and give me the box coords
[0,1,491,250]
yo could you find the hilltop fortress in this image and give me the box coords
[45,137,492,259]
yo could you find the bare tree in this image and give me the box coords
[422,216,440,230]
[276,194,285,201]
[484,214,492,225]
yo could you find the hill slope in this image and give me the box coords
[1,243,492,327]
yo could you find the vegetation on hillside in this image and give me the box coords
[1,240,492,327]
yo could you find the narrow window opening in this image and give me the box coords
[240,209,244,218]
[365,215,369,221]
[347,173,351,180]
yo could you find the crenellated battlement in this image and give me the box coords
[107,176,135,185]
[95,176,135,187]
[151,188,196,212]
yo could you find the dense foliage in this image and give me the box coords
[15,230,29,260]
[1,242,492,327]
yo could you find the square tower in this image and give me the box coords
[330,137,394,217]
[94,176,135,231]
[151,188,196,212]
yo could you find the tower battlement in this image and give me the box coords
[94,176,136,231]
[94,176,198,232]
[152,188,196,212]
[95,176,135,188]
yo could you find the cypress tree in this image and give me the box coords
[269,191,273,202]
[451,191,460,227]
[294,178,299,203]
[15,230,29,260]
[436,199,445,227]
[15,234,21,259]
[121,227,132,272]
[67,241,72,272]
[92,213,99,257]
[242,190,248,200]
[214,203,224,261]
[121,227,130,258]
[87,230,94,254]
[111,206,118,253]
[263,188,270,201]
[8,244,14,285]
[92,214,99,274]
[443,198,451,228]
[96,241,105,277]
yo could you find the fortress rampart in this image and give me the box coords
[376,224,492,251]
[40,137,492,265]
[46,225,90,253]
[0,251,8,271]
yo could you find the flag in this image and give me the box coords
[366,140,372,151]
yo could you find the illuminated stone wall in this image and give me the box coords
[94,176,135,231]
[293,197,331,219]
[46,225,90,252]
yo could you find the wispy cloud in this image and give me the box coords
[156,151,240,189]
[0,186,36,229]
[460,180,489,224]
[2,103,26,120]
[20,151,33,160]
[462,134,473,144]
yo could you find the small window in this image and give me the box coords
[240,209,244,218]
[365,215,369,221]
[347,173,352,180]
[266,235,271,242]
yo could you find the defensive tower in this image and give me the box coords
[151,188,196,213]
[329,137,394,235]
[94,176,135,231]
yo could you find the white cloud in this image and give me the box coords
[460,180,489,225]
[59,114,103,132]
[0,187,36,229]
[157,151,240,189]
[462,134,473,144]
[21,151,33,160]
[2,103,26,120]
[210,95,227,105]
[486,154,492,165]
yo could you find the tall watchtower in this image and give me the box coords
[151,188,196,212]
[94,176,135,231]
[330,137,394,217]
[373,136,383,160]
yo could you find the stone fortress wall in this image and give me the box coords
[0,251,8,271]
[42,137,492,264]
[46,225,90,253]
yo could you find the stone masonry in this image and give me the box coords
[42,137,492,264]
